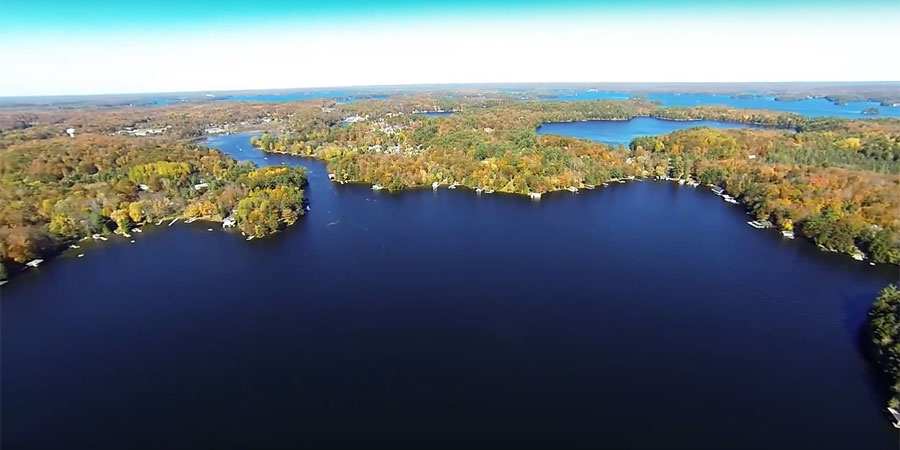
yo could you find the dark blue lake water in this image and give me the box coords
[548,91,900,119]
[537,117,765,145]
[1,133,897,449]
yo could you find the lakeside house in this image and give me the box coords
[26,259,44,268]
[223,217,236,228]
[529,192,542,200]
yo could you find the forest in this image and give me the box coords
[2,94,899,279]
[867,284,900,411]
[0,134,307,279]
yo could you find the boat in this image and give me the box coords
[602,183,609,187]
[781,230,795,239]
[121,232,131,238]
[99,236,107,241]
[888,407,900,429]
[528,192,542,200]
[185,217,198,224]
[69,244,80,249]
[432,181,440,190]
[77,254,85,258]
[747,220,774,229]
[711,186,725,196]
[475,188,483,194]
[246,236,255,241]
[484,189,494,194]
[678,179,685,185]
[585,184,595,189]
[132,228,142,233]
[448,182,459,190]
[566,186,578,193]
[617,180,625,184]
[168,218,178,226]
[851,251,865,261]
[371,184,384,191]
[0,280,7,286]
[722,195,739,204]
[25,259,44,268]
[130,240,135,243]
[207,228,214,232]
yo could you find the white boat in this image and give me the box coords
[168,218,178,226]
[617,180,625,184]
[888,407,900,429]
[475,188,483,194]
[781,230,795,239]
[371,184,384,191]
[484,189,494,194]
[77,254,85,258]
[26,259,44,268]
[130,240,135,243]
[566,186,578,193]
[185,217,198,224]
[585,185,595,189]
[69,244,80,249]
[723,195,739,204]
[711,186,725,195]
[132,228,142,233]
[528,192,542,200]
[448,182,458,190]
[432,181,440,190]
[851,251,865,261]
[246,236,255,241]
[747,220,774,229]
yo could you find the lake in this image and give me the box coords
[548,91,900,119]
[220,91,388,103]
[422,111,454,117]
[1,133,897,449]
[536,117,766,145]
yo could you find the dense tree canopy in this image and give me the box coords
[867,285,900,410]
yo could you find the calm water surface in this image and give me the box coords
[2,133,898,449]
[547,91,900,118]
[537,117,766,145]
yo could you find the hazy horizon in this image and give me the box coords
[2,0,898,96]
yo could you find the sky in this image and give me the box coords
[0,1,898,96]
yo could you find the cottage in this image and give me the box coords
[223,217,237,228]
[66,128,76,137]
[194,183,209,190]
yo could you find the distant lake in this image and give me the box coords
[547,91,900,119]
[536,117,766,145]
[422,111,453,117]
[2,133,897,449]
[219,91,388,103]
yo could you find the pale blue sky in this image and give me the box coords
[1,1,898,95]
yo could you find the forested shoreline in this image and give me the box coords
[2,95,899,280]
[0,135,307,279]
[866,285,900,412]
